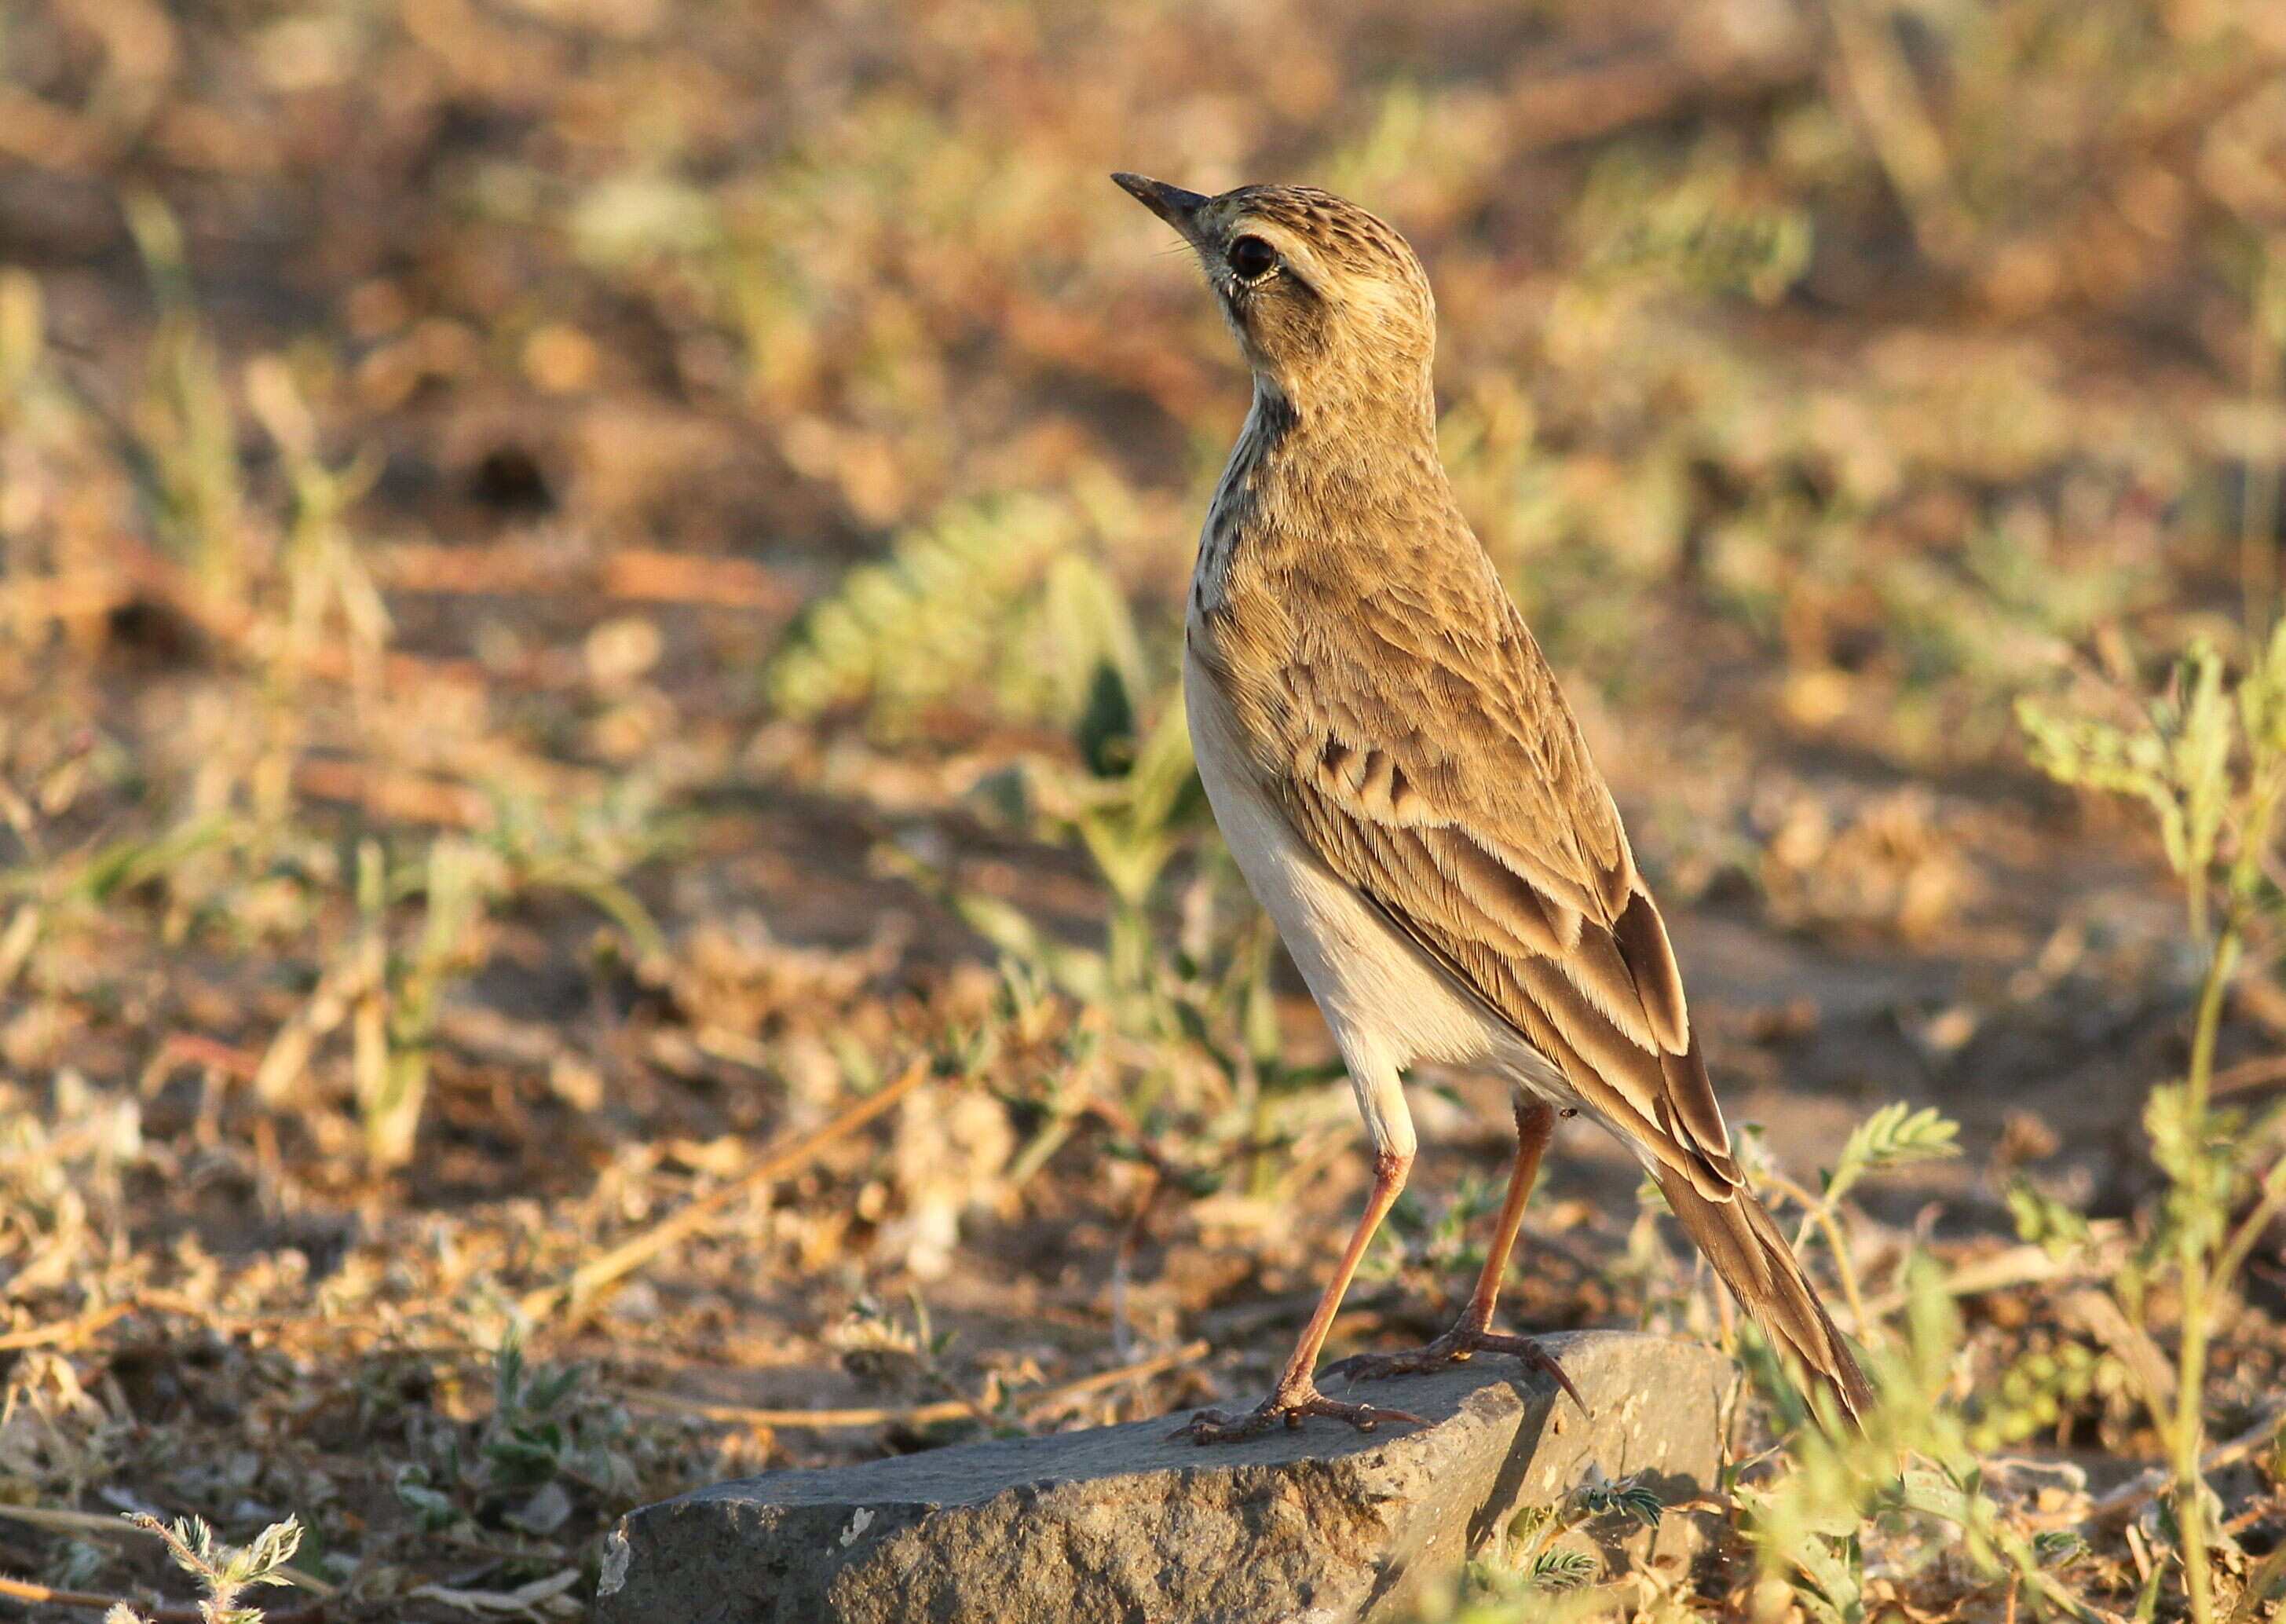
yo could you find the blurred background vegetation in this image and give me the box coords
[2,0,2286,1618]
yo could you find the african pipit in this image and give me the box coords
[1114,174,1874,1443]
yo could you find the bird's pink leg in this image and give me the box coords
[1459,1095,1554,1330]
[1325,1097,1585,1414]
[1174,1144,1428,1443]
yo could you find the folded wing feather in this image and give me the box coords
[1257,609,1743,1201]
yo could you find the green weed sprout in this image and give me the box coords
[112,1512,302,1624]
[1736,1256,2094,1624]
[2019,627,2286,1622]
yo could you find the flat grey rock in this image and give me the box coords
[597,1330,1739,1623]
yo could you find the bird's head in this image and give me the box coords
[1113,175,1436,419]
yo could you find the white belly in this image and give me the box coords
[1183,649,1566,1153]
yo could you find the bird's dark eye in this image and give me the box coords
[1227,235,1278,282]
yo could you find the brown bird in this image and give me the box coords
[1114,173,1873,1443]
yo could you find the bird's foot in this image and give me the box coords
[1324,1324,1589,1415]
[1169,1382,1427,1444]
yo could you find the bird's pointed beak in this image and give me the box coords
[1112,173,1210,233]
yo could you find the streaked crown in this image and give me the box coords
[1114,176,1437,408]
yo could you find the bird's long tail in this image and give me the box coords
[1653,1164,1875,1428]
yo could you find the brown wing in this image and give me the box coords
[1213,569,1740,1198]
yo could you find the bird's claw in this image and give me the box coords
[1326,1326,1590,1417]
[1170,1387,1427,1444]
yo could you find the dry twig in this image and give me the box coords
[518,1058,931,1326]
[0,1571,324,1623]
[2087,1406,2286,1529]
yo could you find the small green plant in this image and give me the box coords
[396,1329,636,1539]
[1460,1472,1666,1608]
[1567,136,1816,306]
[2020,628,2286,1621]
[1734,1257,2091,1624]
[243,352,389,724]
[112,1513,302,1624]
[1572,1474,1665,1530]
[2003,1174,2094,1258]
[350,836,491,1167]
[123,193,251,605]
[1523,1546,1598,1591]
[1966,1333,2113,1452]
[767,489,1147,740]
